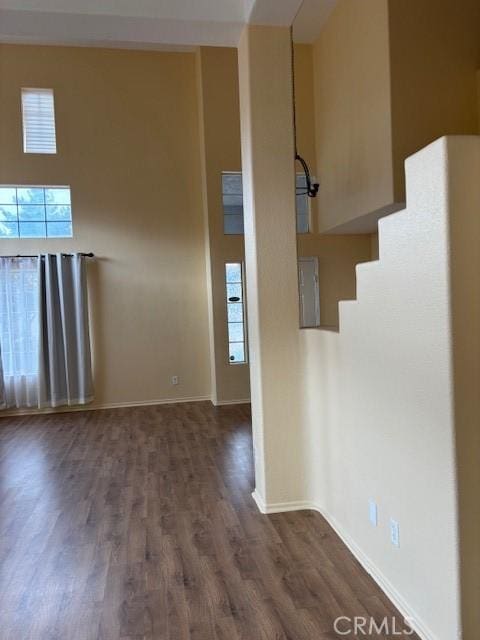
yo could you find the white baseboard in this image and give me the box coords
[0,395,212,418]
[0,395,252,418]
[212,398,251,406]
[91,396,212,409]
[251,490,311,514]
[251,492,437,640]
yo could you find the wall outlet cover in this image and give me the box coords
[369,500,378,527]
[390,519,400,547]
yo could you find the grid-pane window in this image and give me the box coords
[225,262,247,364]
[222,172,244,235]
[221,171,310,235]
[0,186,73,239]
[21,88,57,154]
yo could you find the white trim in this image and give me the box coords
[212,398,251,406]
[0,9,244,49]
[0,395,211,418]
[0,395,253,418]
[298,256,321,327]
[251,490,311,514]
[250,493,437,640]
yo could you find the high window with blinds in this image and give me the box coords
[21,88,57,154]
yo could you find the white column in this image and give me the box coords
[238,25,305,509]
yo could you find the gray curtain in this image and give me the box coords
[38,253,93,408]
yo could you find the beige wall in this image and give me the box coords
[0,41,374,409]
[478,71,480,128]
[370,232,379,260]
[293,43,318,230]
[294,45,317,166]
[0,44,211,407]
[294,43,373,326]
[389,0,480,200]
[298,234,371,327]
[196,47,250,404]
[238,25,306,505]
[310,0,480,233]
[299,137,475,640]
[448,138,480,640]
[312,0,396,233]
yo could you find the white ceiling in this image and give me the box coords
[293,0,336,43]
[0,0,335,49]
[0,0,249,22]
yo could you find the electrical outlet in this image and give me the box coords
[369,500,378,527]
[171,376,179,385]
[390,519,400,547]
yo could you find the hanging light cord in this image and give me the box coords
[290,25,319,198]
[290,25,299,158]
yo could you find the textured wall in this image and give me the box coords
[299,137,480,640]
[447,137,480,640]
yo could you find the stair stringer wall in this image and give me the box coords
[298,136,480,640]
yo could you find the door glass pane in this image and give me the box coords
[225,263,242,283]
[227,303,243,322]
[229,342,245,363]
[226,283,242,303]
[228,322,244,342]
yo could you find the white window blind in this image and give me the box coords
[21,88,57,154]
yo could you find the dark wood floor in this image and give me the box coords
[0,402,418,639]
